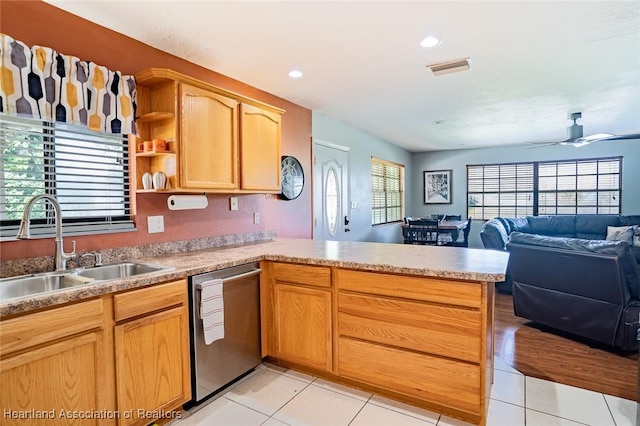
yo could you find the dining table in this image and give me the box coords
[401,219,469,245]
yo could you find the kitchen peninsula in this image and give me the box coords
[1,239,508,426]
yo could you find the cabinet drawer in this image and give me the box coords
[1,298,103,356]
[338,337,481,415]
[273,262,331,288]
[338,293,481,363]
[114,280,186,322]
[336,269,481,308]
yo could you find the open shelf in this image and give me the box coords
[135,150,176,157]
[136,112,174,123]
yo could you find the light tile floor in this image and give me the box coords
[170,357,636,426]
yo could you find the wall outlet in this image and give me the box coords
[230,197,239,211]
[253,212,261,224]
[147,215,164,233]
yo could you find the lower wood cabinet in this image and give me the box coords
[113,280,190,426]
[261,261,333,373]
[0,279,191,426]
[274,283,332,371]
[0,299,109,426]
[261,262,494,426]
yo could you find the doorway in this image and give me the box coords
[312,140,350,241]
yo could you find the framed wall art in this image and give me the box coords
[424,169,452,204]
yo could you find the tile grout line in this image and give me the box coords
[601,392,619,426]
[346,394,372,426]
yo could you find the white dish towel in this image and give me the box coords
[199,278,224,345]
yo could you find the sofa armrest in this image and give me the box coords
[480,219,509,250]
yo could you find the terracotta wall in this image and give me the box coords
[0,1,312,261]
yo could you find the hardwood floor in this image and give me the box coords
[494,292,638,401]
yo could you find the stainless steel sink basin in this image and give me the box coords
[76,262,166,281]
[0,273,92,300]
[0,262,169,301]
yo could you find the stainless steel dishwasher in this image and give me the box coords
[187,263,262,405]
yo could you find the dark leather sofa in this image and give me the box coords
[480,215,640,292]
[506,232,640,351]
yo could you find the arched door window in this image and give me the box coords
[325,167,340,236]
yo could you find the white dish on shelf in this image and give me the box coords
[152,171,167,190]
[142,172,153,190]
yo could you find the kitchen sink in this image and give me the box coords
[0,262,170,301]
[0,273,91,300]
[76,262,167,281]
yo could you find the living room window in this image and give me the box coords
[371,157,405,225]
[0,114,134,239]
[467,156,622,220]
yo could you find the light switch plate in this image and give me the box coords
[230,197,239,211]
[253,212,261,224]
[147,215,164,233]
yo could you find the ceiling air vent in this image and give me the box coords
[426,57,471,76]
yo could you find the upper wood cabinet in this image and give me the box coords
[180,83,238,190]
[134,68,284,194]
[240,103,281,191]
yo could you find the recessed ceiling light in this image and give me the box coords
[420,36,441,48]
[288,69,303,78]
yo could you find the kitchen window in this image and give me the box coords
[467,156,622,220]
[0,113,134,239]
[371,157,405,225]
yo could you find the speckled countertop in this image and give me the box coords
[0,238,509,317]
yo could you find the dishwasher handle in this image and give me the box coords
[195,268,261,289]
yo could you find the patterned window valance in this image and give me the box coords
[0,33,136,134]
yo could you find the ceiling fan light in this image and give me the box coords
[420,36,441,48]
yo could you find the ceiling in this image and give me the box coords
[44,1,640,152]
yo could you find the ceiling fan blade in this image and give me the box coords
[526,142,562,149]
[585,133,640,142]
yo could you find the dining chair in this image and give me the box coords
[453,217,472,247]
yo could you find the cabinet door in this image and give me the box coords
[180,83,238,189]
[240,103,281,191]
[1,332,108,426]
[274,283,332,372]
[115,306,190,426]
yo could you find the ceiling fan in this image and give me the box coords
[529,112,640,148]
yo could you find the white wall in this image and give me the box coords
[411,138,640,248]
[312,112,412,243]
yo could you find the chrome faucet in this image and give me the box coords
[17,194,76,271]
[80,252,103,267]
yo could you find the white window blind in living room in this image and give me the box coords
[467,156,622,220]
[0,114,134,239]
[371,157,405,225]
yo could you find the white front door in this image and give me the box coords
[313,141,350,241]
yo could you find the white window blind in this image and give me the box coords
[467,157,622,220]
[371,157,405,225]
[0,113,135,239]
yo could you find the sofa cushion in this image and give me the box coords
[619,215,640,227]
[606,225,636,244]
[575,215,621,240]
[509,232,640,299]
[504,217,530,234]
[527,215,576,236]
[632,247,640,264]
